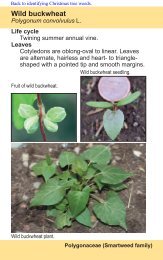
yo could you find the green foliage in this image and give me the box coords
[46,107,66,123]
[31,145,133,230]
[93,191,127,230]
[117,91,141,107]
[43,117,58,133]
[30,178,67,207]
[67,187,90,217]
[86,88,141,140]
[86,101,113,109]
[32,157,56,182]
[12,94,66,140]
[12,94,37,129]
[55,211,72,229]
[18,104,37,119]
[103,109,124,141]
[59,151,77,167]
[24,115,39,134]
[81,145,112,164]
[76,207,92,227]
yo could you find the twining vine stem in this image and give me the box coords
[37,94,47,142]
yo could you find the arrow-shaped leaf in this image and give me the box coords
[32,159,56,182]
[103,109,124,140]
[93,191,127,230]
[95,165,132,185]
[82,145,112,165]
[59,151,76,168]
[76,207,92,227]
[67,187,90,217]
[30,178,66,206]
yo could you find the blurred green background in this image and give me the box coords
[12,93,77,142]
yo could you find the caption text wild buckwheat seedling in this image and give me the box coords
[86,77,141,140]
[30,145,133,230]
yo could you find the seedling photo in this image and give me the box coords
[81,76,146,142]
[11,143,146,233]
[11,93,77,142]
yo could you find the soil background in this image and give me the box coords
[11,143,146,233]
[81,76,146,142]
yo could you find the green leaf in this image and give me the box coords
[82,145,112,165]
[44,117,58,132]
[24,115,39,134]
[96,165,132,185]
[86,101,113,109]
[55,199,68,211]
[18,104,37,119]
[84,167,97,180]
[46,155,53,165]
[69,178,81,191]
[109,183,127,191]
[58,171,71,181]
[12,94,37,129]
[94,176,105,191]
[76,207,92,228]
[67,187,90,217]
[30,178,66,207]
[32,159,56,182]
[55,211,72,229]
[47,208,61,218]
[103,109,124,140]
[59,151,76,168]
[93,191,127,230]
[117,91,141,107]
[72,157,88,176]
[47,107,66,123]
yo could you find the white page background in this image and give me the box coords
[0,28,162,239]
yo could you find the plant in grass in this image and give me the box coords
[30,145,133,230]
[86,77,141,140]
[12,94,66,141]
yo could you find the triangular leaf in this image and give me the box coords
[76,207,92,228]
[86,101,113,109]
[32,159,56,182]
[67,187,90,217]
[96,165,132,185]
[55,211,72,229]
[82,145,112,165]
[117,91,141,107]
[59,151,76,168]
[103,109,124,140]
[30,178,66,206]
[93,191,127,230]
